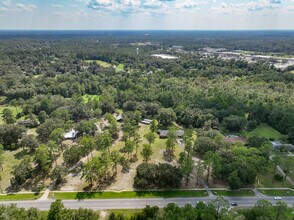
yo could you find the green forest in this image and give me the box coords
[0,32,294,196]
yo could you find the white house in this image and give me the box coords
[64,129,78,139]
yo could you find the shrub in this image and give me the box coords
[274,174,283,182]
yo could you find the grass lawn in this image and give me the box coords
[49,190,208,200]
[212,189,255,197]
[0,193,42,201]
[101,209,144,219]
[85,60,111,68]
[290,70,294,74]
[32,74,41,78]
[246,124,283,140]
[116,64,125,72]
[0,105,22,124]
[0,149,23,192]
[258,189,294,196]
[278,156,294,180]
[27,128,37,136]
[255,164,293,188]
[81,94,100,103]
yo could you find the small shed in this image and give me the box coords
[142,119,152,125]
[158,129,184,139]
[115,115,123,122]
[64,129,78,139]
[17,120,33,126]
[271,141,294,150]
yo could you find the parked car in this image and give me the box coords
[274,196,282,200]
[231,202,238,206]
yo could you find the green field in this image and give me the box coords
[102,209,143,219]
[244,124,284,140]
[258,189,294,196]
[212,189,255,197]
[290,70,294,74]
[116,64,125,72]
[0,149,24,191]
[85,60,111,68]
[256,163,293,188]
[279,156,294,180]
[0,105,22,124]
[81,94,100,103]
[0,193,41,201]
[49,190,208,200]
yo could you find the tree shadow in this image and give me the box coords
[6,173,46,194]
[75,191,98,200]
[163,150,175,162]
[14,149,29,160]
[82,173,116,193]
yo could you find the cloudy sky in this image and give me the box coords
[0,0,293,30]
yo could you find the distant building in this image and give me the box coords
[141,119,152,125]
[64,129,78,139]
[17,120,33,126]
[115,115,123,122]
[224,135,246,144]
[158,129,184,139]
[271,141,294,150]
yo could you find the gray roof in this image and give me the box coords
[158,129,184,138]
[64,129,78,139]
[271,141,294,150]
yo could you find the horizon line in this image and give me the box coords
[1,29,294,32]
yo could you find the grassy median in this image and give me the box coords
[258,189,294,196]
[49,190,208,200]
[0,193,42,201]
[212,189,256,197]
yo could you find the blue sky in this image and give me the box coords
[0,0,293,30]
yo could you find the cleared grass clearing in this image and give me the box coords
[81,94,100,103]
[256,164,293,189]
[212,189,255,197]
[278,156,294,180]
[27,128,37,136]
[85,60,111,68]
[101,209,143,220]
[0,193,41,201]
[243,123,284,140]
[60,123,184,191]
[258,189,294,196]
[49,190,208,200]
[0,149,23,192]
[0,105,22,124]
[116,64,125,72]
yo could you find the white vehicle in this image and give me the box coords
[274,196,282,200]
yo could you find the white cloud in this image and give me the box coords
[211,2,245,14]
[287,5,294,10]
[117,0,140,7]
[88,0,113,10]
[211,0,283,14]
[176,0,199,9]
[0,1,37,12]
[142,0,162,8]
[51,4,63,8]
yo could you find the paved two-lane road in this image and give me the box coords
[0,197,293,210]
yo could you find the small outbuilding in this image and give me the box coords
[17,120,34,126]
[141,119,152,125]
[158,129,184,139]
[271,141,294,150]
[115,115,123,122]
[64,129,78,139]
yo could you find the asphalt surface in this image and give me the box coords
[0,197,293,210]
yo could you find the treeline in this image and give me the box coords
[1,36,294,142]
[0,198,292,220]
